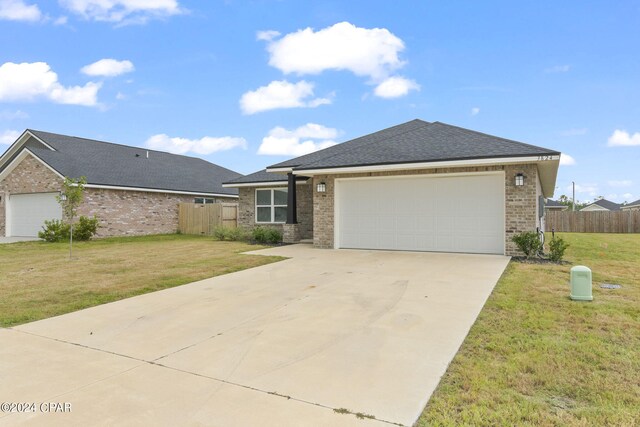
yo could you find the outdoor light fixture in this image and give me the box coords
[515,173,525,186]
[317,182,326,193]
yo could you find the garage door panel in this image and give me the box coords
[337,174,504,254]
[9,193,62,237]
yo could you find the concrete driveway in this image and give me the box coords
[0,244,509,426]
[0,237,40,244]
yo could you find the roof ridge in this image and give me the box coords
[296,119,433,169]
[276,119,432,170]
[26,129,225,164]
[431,121,560,154]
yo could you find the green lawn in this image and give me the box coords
[419,233,640,426]
[0,234,284,327]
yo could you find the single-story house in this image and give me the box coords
[224,119,561,256]
[621,199,640,211]
[580,198,621,212]
[0,130,240,238]
[544,199,569,211]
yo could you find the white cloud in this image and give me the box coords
[145,134,247,155]
[374,76,420,98]
[0,62,101,106]
[258,123,339,156]
[53,15,68,25]
[256,30,280,41]
[240,80,331,115]
[608,129,640,147]
[0,129,20,144]
[471,107,480,116]
[560,153,576,166]
[264,21,406,81]
[569,183,598,197]
[623,193,634,201]
[560,128,588,136]
[0,109,29,120]
[544,64,570,73]
[115,92,127,100]
[0,0,42,22]
[608,180,632,188]
[81,59,134,77]
[59,0,183,24]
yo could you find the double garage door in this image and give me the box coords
[336,173,505,255]
[7,193,62,237]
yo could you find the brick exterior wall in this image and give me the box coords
[0,152,236,237]
[237,182,313,239]
[312,164,540,256]
[0,154,63,236]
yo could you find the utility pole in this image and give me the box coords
[572,181,576,211]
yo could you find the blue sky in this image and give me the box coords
[1,0,639,203]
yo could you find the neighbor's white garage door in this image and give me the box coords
[9,193,62,237]
[336,173,505,254]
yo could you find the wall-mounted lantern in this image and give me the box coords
[515,173,525,187]
[316,182,326,193]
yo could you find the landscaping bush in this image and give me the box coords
[265,228,282,244]
[548,237,569,262]
[213,226,229,241]
[511,231,543,259]
[38,216,99,242]
[38,219,70,242]
[251,226,282,245]
[251,226,268,244]
[212,226,249,242]
[73,216,99,241]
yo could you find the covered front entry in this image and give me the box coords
[8,192,62,237]
[335,173,505,254]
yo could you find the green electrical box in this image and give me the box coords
[570,265,593,301]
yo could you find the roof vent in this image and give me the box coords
[146,151,149,159]
[135,153,140,157]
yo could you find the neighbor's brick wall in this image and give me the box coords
[0,154,64,235]
[237,182,313,239]
[0,152,236,237]
[313,164,539,256]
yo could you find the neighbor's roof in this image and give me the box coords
[622,199,640,209]
[582,198,622,211]
[268,120,560,171]
[545,199,568,209]
[0,130,241,196]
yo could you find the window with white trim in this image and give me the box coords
[256,188,287,223]
[194,198,215,204]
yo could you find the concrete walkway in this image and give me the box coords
[0,245,509,426]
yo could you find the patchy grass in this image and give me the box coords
[0,234,283,327]
[419,233,640,426]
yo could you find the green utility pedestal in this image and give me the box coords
[570,265,593,301]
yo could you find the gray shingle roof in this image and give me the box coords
[545,199,567,208]
[223,169,309,185]
[582,198,622,211]
[274,120,559,171]
[21,130,241,196]
[623,199,640,208]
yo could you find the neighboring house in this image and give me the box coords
[0,130,240,238]
[224,119,561,256]
[620,199,640,211]
[544,199,569,211]
[580,198,622,212]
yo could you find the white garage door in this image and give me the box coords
[336,173,505,254]
[9,193,62,237]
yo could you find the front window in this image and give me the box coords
[256,188,287,223]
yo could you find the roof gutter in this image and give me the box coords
[290,155,560,175]
[83,184,238,198]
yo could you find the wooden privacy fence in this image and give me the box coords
[178,203,238,235]
[545,210,640,233]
